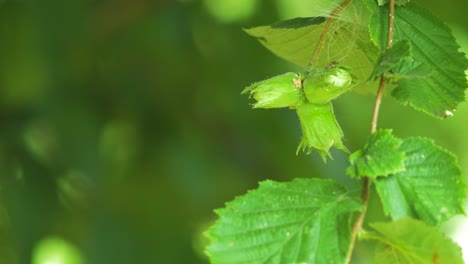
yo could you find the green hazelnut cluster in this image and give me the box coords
[243,66,352,160]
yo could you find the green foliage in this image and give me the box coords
[375,137,465,225]
[365,0,468,118]
[349,131,465,226]
[206,178,362,264]
[206,0,468,263]
[369,39,413,80]
[362,218,464,264]
[347,129,405,178]
[244,1,380,93]
[388,58,433,80]
[369,38,433,82]
[1,0,467,263]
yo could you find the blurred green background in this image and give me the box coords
[0,0,467,263]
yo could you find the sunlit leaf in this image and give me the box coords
[347,129,405,178]
[374,137,465,226]
[361,218,463,264]
[206,178,362,264]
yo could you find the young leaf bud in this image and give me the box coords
[296,102,348,160]
[242,72,304,109]
[303,67,352,104]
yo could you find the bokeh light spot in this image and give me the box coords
[203,0,258,24]
[275,0,343,20]
[32,237,84,264]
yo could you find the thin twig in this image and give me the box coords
[370,77,387,133]
[345,1,396,263]
[307,0,353,69]
[344,176,371,263]
[370,0,395,133]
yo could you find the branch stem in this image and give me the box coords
[371,0,395,133]
[307,0,352,69]
[345,1,396,263]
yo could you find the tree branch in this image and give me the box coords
[345,1,396,263]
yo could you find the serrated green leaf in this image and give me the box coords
[206,178,362,264]
[361,218,463,264]
[375,137,465,226]
[370,39,412,80]
[388,58,433,80]
[244,1,380,93]
[347,129,405,178]
[365,1,468,118]
[370,39,433,81]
